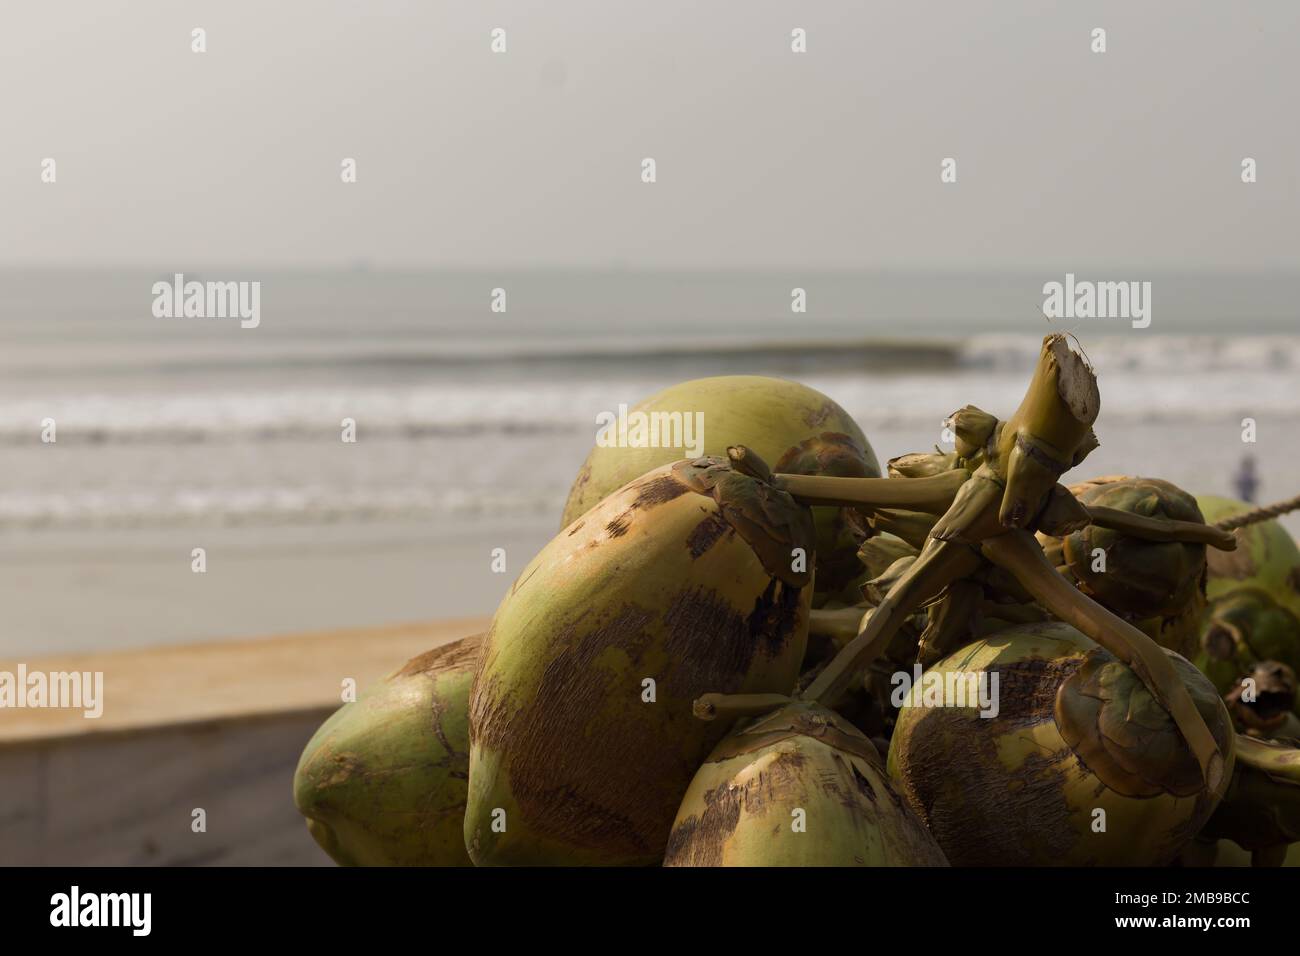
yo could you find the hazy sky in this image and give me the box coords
[3,1,1297,270]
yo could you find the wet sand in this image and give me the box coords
[0,517,552,658]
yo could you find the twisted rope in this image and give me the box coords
[1214,493,1300,532]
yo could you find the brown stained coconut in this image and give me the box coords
[665,703,947,866]
[887,623,1235,866]
[466,456,817,866]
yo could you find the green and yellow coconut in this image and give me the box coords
[467,456,817,866]
[1039,476,1208,657]
[1194,495,1300,707]
[561,376,878,601]
[293,633,482,866]
[664,701,947,866]
[887,621,1235,866]
[1198,495,1300,611]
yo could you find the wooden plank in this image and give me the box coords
[0,616,490,744]
[0,710,339,865]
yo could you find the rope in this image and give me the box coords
[1213,493,1300,532]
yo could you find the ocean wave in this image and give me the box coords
[0,486,564,531]
[0,334,1295,448]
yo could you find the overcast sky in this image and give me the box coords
[2,0,1296,271]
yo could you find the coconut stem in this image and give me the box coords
[980,529,1224,791]
[1085,506,1238,550]
[774,470,965,514]
[800,538,983,707]
[993,336,1100,528]
[1214,493,1300,532]
[1232,734,1300,784]
[693,693,793,722]
[726,444,773,484]
[808,606,865,644]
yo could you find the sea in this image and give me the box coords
[1,269,1296,655]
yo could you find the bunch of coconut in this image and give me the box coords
[294,373,949,866]
[292,337,1300,868]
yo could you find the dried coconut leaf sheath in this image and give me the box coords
[1035,484,1092,537]
[858,534,920,578]
[917,579,982,667]
[863,509,939,549]
[888,451,963,479]
[929,473,1003,544]
[673,456,816,588]
[946,405,998,460]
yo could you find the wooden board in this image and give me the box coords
[0,616,489,744]
[0,616,491,865]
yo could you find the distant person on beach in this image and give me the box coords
[1234,454,1259,504]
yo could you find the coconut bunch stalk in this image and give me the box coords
[852,459,1046,664]
[804,604,867,668]
[809,514,909,610]
[854,472,1228,666]
[804,532,936,738]
[707,335,1229,791]
[803,601,914,745]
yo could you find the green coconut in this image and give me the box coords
[1194,495,1300,708]
[560,375,879,600]
[466,455,817,866]
[663,701,947,866]
[293,633,482,866]
[887,621,1235,866]
[1039,476,1208,658]
[1198,495,1300,611]
[1197,591,1300,699]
